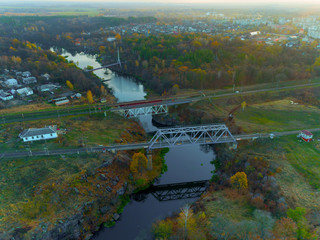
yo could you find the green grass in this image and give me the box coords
[280,135,320,189]
[236,106,320,132]
[203,190,254,221]
[0,111,141,153]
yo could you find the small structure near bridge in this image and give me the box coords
[19,126,58,142]
[298,130,313,142]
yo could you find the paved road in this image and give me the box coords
[1,81,319,124]
[2,128,320,159]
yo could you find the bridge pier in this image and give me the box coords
[146,151,153,170]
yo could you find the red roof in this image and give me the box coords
[301,130,313,136]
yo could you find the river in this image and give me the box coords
[53,49,215,239]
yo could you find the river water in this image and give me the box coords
[53,49,215,239]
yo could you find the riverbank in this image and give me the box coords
[150,88,320,239]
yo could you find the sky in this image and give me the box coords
[2,0,320,3]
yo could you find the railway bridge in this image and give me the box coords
[0,124,237,159]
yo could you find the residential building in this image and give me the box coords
[38,84,58,92]
[0,90,13,101]
[5,78,18,87]
[298,130,313,142]
[41,73,50,81]
[17,87,33,96]
[22,77,37,84]
[19,126,58,142]
[22,71,31,78]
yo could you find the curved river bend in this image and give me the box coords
[53,49,215,239]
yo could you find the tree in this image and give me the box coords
[115,33,121,41]
[99,46,106,54]
[130,152,148,176]
[100,85,107,97]
[286,207,315,239]
[66,80,74,90]
[273,217,297,240]
[178,204,197,240]
[152,219,173,239]
[230,172,248,191]
[253,209,275,240]
[171,84,179,95]
[241,101,246,110]
[86,90,94,104]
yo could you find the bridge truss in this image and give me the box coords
[149,124,236,149]
[132,180,209,202]
[117,104,168,118]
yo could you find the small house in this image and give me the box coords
[17,87,33,96]
[41,73,50,81]
[298,130,313,142]
[22,77,37,85]
[22,71,31,78]
[19,126,58,142]
[0,91,13,101]
[38,84,58,93]
[5,78,18,87]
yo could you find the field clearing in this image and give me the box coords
[235,98,320,132]
[202,190,254,221]
[0,103,56,115]
[0,111,144,152]
[243,135,320,210]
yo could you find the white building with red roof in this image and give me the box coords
[298,130,313,142]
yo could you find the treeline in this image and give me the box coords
[115,33,319,94]
[0,16,157,49]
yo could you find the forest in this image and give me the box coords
[115,33,320,93]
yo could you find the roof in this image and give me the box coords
[301,130,313,136]
[19,127,56,138]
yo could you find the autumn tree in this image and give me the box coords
[273,217,297,240]
[171,84,179,95]
[115,33,121,41]
[152,219,173,239]
[100,85,107,97]
[66,80,74,90]
[286,207,315,239]
[241,101,247,110]
[178,204,197,240]
[254,209,275,240]
[230,171,248,191]
[86,90,94,104]
[130,152,148,176]
[99,46,106,54]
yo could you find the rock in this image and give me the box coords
[99,174,107,180]
[112,213,120,221]
[106,186,112,192]
[100,206,110,215]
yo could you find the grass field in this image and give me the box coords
[0,111,145,152]
[236,98,320,132]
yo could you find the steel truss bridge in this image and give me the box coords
[148,124,236,149]
[132,180,209,202]
[117,104,168,118]
[0,124,237,159]
[112,99,191,118]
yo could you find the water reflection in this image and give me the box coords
[50,48,146,103]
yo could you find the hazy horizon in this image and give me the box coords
[1,0,320,5]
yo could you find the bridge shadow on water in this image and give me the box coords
[132,180,210,202]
